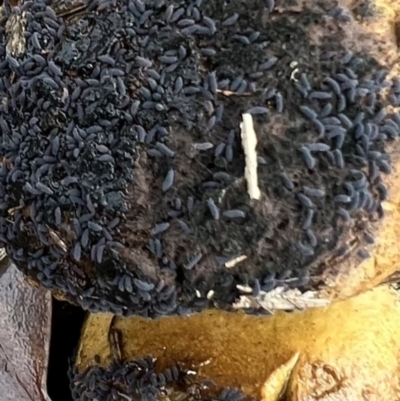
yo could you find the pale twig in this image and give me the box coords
[240,114,261,200]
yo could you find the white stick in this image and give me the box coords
[240,114,261,200]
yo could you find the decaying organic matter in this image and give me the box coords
[1,0,400,317]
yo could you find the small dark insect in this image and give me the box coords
[222,13,239,26]
[96,244,105,263]
[333,149,345,168]
[181,25,201,35]
[266,0,275,12]
[184,253,203,270]
[338,113,353,129]
[155,142,175,157]
[299,73,311,91]
[252,279,261,296]
[294,82,308,97]
[200,48,216,56]
[88,221,103,232]
[213,172,230,182]
[151,223,170,236]
[363,232,375,245]
[208,71,218,94]
[299,146,315,169]
[31,32,41,50]
[206,115,216,131]
[373,108,386,123]
[33,54,46,65]
[174,76,183,94]
[215,143,226,157]
[177,18,195,27]
[310,91,332,100]
[279,172,294,190]
[299,105,317,120]
[133,278,154,292]
[36,182,54,195]
[249,31,260,43]
[158,55,178,64]
[187,197,195,213]
[98,154,114,163]
[230,76,243,91]
[335,194,352,203]
[246,106,269,115]
[215,104,224,121]
[48,60,62,76]
[165,4,174,21]
[150,239,162,257]
[337,94,346,112]
[302,209,314,229]
[42,76,59,90]
[232,35,250,45]
[207,198,220,220]
[222,210,246,218]
[297,193,315,208]
[61,176,79,186]
[376,182,388,200]
[203,16,216,34]
[130,100,140,117]
[124,276,133,293]
[305,229,317,247]
[249,72,264,79]
[95,144,110,154]
[319,103,333,118]
[335,72,353,82]
[135,56,152,68]
[259,57,278,70]
[51,136,60,156]
[162,170,175,192]
[108,217,120,230]
[81,229,89,248]
[378,160,392,174]
[303,187,325,198]
[170,7,185,22]
[142,101,157,109]
[86,194,95,214]
[297,241,314,256]
[177,219,191,234]
[73,242,81,262]
[312,119,325,136]
[340,51,353,64]
[322,116,341,125]
[323,77,341,95]
[97,55,115,66]
[183,86,201,95]
[109,68,124,77]
[357,249,370,260]
[54,207,61,226]
[7,55,20,69]
[382,124,398,138]
[340,80,358,91]
[275,92,283,112]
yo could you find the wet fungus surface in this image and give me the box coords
[0,0,399,317]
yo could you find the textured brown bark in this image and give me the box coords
[0,264,52,401]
